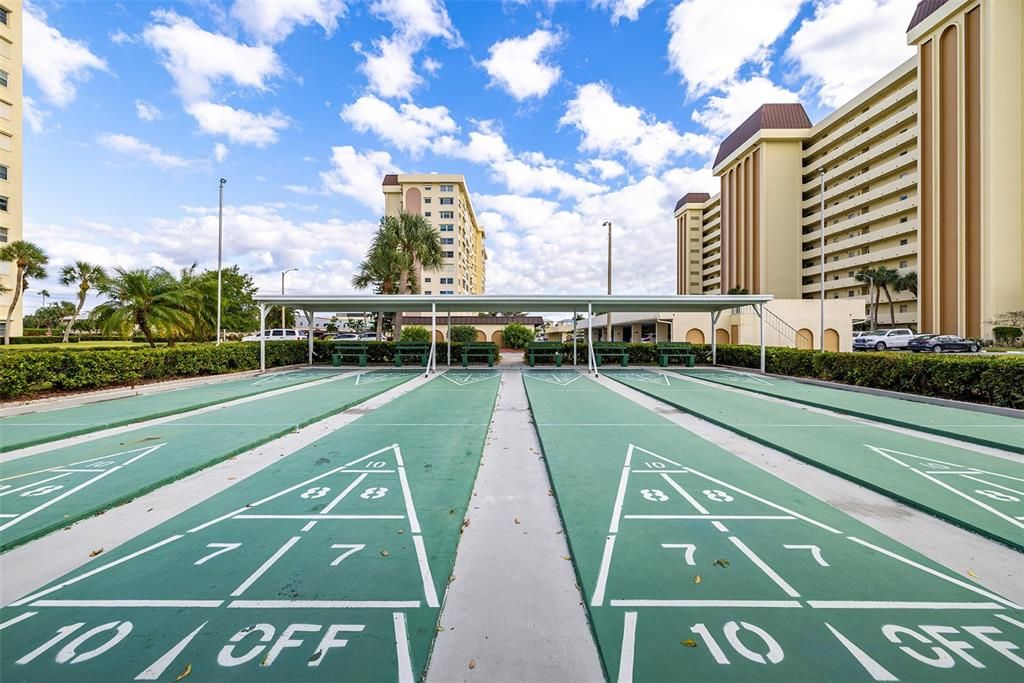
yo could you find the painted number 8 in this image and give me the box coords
[974,489,1020,502]
[702,489,734,502]
[640,489,669,502]
[300,487,331,499]
[360,487,388,499]
[21,485,64,497]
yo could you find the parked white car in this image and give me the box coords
[853,328,915,351]
[242,329,308,342]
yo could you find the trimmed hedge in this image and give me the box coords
[523,342,1024,408]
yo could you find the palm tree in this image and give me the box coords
[39,289,50,309]
[873,266,901,326]
[58,261,107,343]
[353,226,405,339]
[854,267,881,328]
[93,267,188,347]
[386,212,444,338]
[894,270,918,298]
[0,240,48,345]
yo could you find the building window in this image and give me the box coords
[900,239,908,246]
[424,197,431,204]
[424,186,432,191]
[0,226,7,242]
[424,290,432,295]
[440,224,454,232]
[0,70,7,88]
[899,304,908,313]
[441,290,454,295]
[424,211,431,217]
[443,251,454,258]
[441,238,454,245]
[440,211,454,219]
[0,195,8,212]
[900,216,908,223]
[441,277,454,284]
[848,290,855,297]
[0,8,8,26]
[440,184,454,192]
[0,164,6,181]
[899,194,908,201]
[899,260,908,268]
[424,277,431,283]
[440,197,454,205]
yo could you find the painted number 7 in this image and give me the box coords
[331,544,366,566]
[194,543,242,566]
[662,543,697,566]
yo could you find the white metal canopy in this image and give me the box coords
[253,293,774,376]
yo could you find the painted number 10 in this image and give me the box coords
[690,622,784,665]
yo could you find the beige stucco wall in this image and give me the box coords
[0,0,22,337]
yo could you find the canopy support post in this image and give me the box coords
[757,304,765,373]
[711,310,721,366]
[259,303,266,373]
[429,302,436,376]
[446,311,451,367]
[572,310,577,367]
[305,310,314,365]
[588,303,597,376]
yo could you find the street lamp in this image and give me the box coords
[602,220,612,342]
[281,268,298,330]
[216,178,226,345]
[818,167,825,351]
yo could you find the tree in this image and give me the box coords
[399,325,431,342]
[872,266,901,326]
[385,212,444,339]
[58,261,107,342]
[1,240,48,345]
[24,301,75,330]
[501,323,534,349]
[854,267,881,328]
[894,270,918,298]
[352,221,406,339]
[39,289,50,310]
[450,325,479,344]
[93,267,189,347]
[264,305,296,329]
[726,286,750,295]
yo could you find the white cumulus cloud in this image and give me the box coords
[341,95,457,154]
[231,0,348,44]
[135,99,163,121]
[213,142,230,162]
[692,76,801,137]
[97,133,193,169]
[319,146,399,211]
[592,0,651,24]
[481,29,562,101]
[24,1,109,106]
[186,102,290,147]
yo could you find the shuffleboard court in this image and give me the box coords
[523,371,1024,681]
[607,370,1024,552]
[0,371,418,552]
[1,368,339,453]
[0,370,498,682]
[685,368,1024,453]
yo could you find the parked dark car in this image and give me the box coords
[907,334,980,353]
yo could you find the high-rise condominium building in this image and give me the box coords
[0,0,22,337]
[382,173,486,295]
[675,0,1022,339]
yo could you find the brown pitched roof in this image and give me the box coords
[382,174,399,186]
[713,103,811,167]
[907,0,951,31]
[674,193,711,212]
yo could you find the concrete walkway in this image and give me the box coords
[427,370,603,682]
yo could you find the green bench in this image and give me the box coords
[593,342,630,367]
[657,342,696,368]
[460,342,497,368]
[527,341,563,367]
[394,341,431,367]
[331,341,368,367]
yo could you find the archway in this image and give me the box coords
[491,330,504,348]
[434,329,445,342]
[685,328,705,344]
[796,328,814,349]
[824,328,840,351]
[404,187,422,214]
[475,329,487,341]
[715,328,730,344]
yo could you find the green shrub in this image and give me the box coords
[450,325,479,344]
[501,323,534,349]
[6,336,81,345]
[399,326,432,342]
[993,326,1022,345]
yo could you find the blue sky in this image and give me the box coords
[23,0,918,312]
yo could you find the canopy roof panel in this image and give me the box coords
[255,294,773,314]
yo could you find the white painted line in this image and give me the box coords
[394,612,415,683]
[633,469,689,473]
[610,599,802,608]
[342,469,397,472]
[684,468,843,533]
[591,535,616,607]
[8,534,184,606]
[958,474,1024,497]
[609,467,631,534]
[413,535,439,608]
[49,468,116,473]
[660,473,709,514]
[729,536,800,597]
[1,447,159,483]
[0,611,36,631]
[995,614,1024,630]
[396,447,421,534]
[926,470,990,475]
[0,472,72,496]
[233,514,405,520]
[0,513,17,517]
[228,600,421,608]
[617,612,637,683]
[711,521,729,532]
[825,623,897,681]
[0,469,115,533]
[231,536,301,597]
[320,473,369,514]
[847,536,1021,609]
[909,468,1024,530]
[301,521,317,532]
[624,515,795,521]
[808,601,1004,610]
[32,600,224,608]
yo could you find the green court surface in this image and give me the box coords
[523,370,1024,681]
[0,371,418,552]
[1,369,339,453]
[606,370,1024,552]
[686,368,1024,454]
[0,370,499,682]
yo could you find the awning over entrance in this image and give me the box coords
[252,293,774,376]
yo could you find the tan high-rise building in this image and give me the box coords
[0,0,22,337]
[382,173,486,295]
[675,0,1023,339]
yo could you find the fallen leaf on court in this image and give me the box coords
[556,530,563,534]
[397,529,404,535]
[681,639,698,648]
[514,517,520,525]
[693,574,702,584]
[562,555,571,561]
[468,660,476,670]
[448,508,455,515]
[380,550,390,557]
[261,653,270,667]
[448,575,456,583]
[308,650,323,664]
[713,559,730,568]
[435,625,445,632]
[548,489,554,496]
[89,548,104,557]
[175,664,192,680]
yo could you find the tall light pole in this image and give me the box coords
[281,267,298,330]
[602,220,612,342]
[216,178,226,345]
[818,167,825,351]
